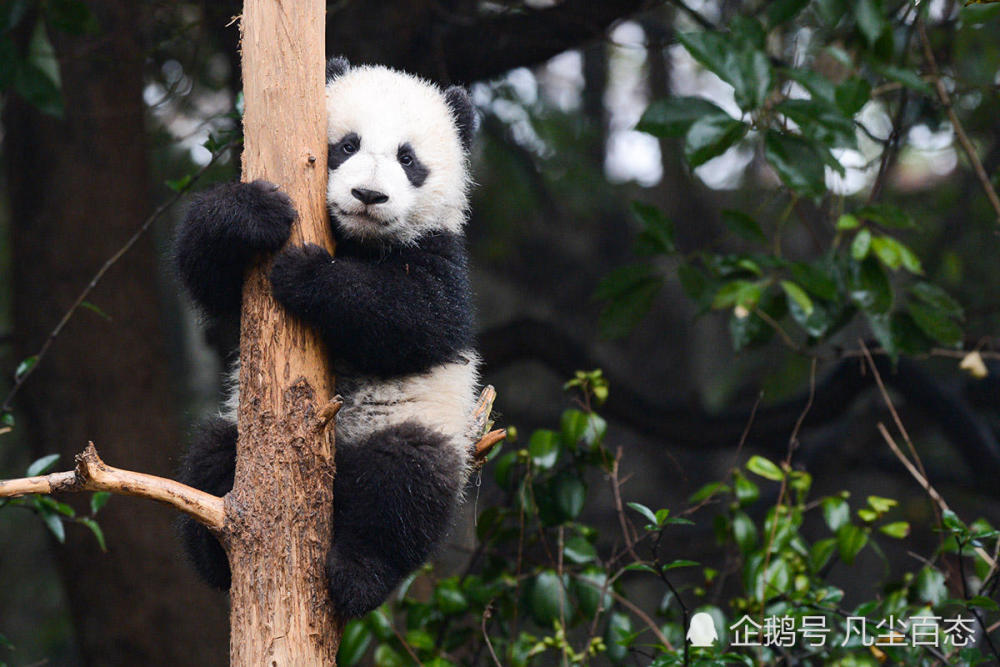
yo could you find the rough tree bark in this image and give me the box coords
[225,0,342,662]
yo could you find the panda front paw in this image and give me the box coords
[270,243,334,316]
[236,180,298,251]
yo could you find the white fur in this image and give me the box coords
[325,65,471,245]
[221,66,480,486]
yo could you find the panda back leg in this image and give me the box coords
[329,421,466,618]
[176,416,237,590]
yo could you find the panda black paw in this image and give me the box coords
[236,180,298,251]
[270,243,334,315]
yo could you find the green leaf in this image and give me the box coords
[766,0,810,26]
[42,512,66,543]
[39,496,75,517]
[605,612,633,662]
[734,473,759,505]
[637,96,731,138]
[627,502,659,527]
[746,455,784,481]
[712,280,762,310]
[684,115,748,167]
[78,517,106,551]
[915,567,947,605]
[775,98,858,149]
[573,569,611,617]
[27,453,60,477]
[854,203,916,229]
[677,263,715,310]
[15,60,63,117]
[563,536,597,564]
[784,68,837,105]
[165,173,193,193]
[529,570,567,626]
[553,474,586,520]
[879,521,910,538]
[867,495,897,513]
[722,210,767,243]
[780,280,814,317]
[373,644,404,667]
[836,214,861,230]
[854,0,886,45]
[849,257,893,313]
[763,130,826,197]
[822,497,851,532]
[597,264,664,339]
[870,235,922,273]
[732,510,758,552]
[910,282,963,319]
[851,228,872,260]
[836,524,868,564]
[676,31,772,110]
[663,559,699,571]
[337,620,372,667]
[434,580,469,615]
[528,430,559,469]
[631,201,675,255]
[908,301,963,346]
[790,262,838,301]
[15,355,38,381]
[809,538,838,572]
[875,63,933,96]
[90,491,111,515]
[689,481,730,503]
[968,596,1000,612]
[835,76,872,115]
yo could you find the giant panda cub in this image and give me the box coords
[173,57,480,618]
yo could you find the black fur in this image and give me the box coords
[328,132,360,172]
[175,419,461,619]
[444,86,477,151]
[269,233,473,377]
[176,417,237,590]
[173,180,296,318]
[398,142,430,187]
[326,56,350,81]
[328,421,463,617]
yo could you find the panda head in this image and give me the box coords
[325,57,477,246]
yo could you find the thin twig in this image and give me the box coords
[1,140,237,416]
[918,20,1000,224]
[876,424,996,570]
[481,603,504,667]
[0,442,225,529]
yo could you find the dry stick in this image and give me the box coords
[876,424,996,570]
[918,20,1000,224]
[0,442,224,529]
[1,141,235,416]
[481,603,504,667]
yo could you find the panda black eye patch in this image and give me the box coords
[328,132,361,172]
[397,143,429,187]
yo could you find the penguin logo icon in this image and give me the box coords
[687,612,719,647]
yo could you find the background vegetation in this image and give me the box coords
[1,0,1000,664]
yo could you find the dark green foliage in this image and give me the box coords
[331,375,1000,665]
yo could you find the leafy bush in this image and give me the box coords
[337,376,1000,666]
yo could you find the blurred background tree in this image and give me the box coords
[1,0,999,664]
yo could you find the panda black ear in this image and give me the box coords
[326,56,350,82]
[444,86,478,152]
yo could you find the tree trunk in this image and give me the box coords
[226,0,342,663]
[4,2,230,664]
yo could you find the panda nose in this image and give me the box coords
[351,188,389,205]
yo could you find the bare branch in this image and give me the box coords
[0,442,225,529]
[918,20,1000,224]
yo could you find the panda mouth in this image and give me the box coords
[332,204,393,230]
